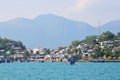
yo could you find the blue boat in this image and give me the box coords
[70,61,75,65]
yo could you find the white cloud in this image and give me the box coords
[65,0,94,15]
[62,0,120,27]
[0,0,119,27]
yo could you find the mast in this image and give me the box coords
[96,20,101,42]
[98,20,101,37]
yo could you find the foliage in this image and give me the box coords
[23,51,30,58]
[71,40,80,47]
[100,31,116,41]
[117,32,120,39]
[118,56,120,60]
[80,35,99,44]
[107,56,112,60]
[0,37,26,50]
[91,54,98,59]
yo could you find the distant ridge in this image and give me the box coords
[101,20,120,34]
[0,14,120,48]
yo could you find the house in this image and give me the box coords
[0,49,5,53]
[44,54,51,62]
[100,41,114,48]
[14,54,24,61]
[12,47,23,54]
[33,47,47,55]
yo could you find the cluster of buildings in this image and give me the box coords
[0,39,120,63]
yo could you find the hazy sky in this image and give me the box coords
[0,0,120,26]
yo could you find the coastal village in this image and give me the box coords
[0,31,120,63]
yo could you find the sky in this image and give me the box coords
[0,0,120,27]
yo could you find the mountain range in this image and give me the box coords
[0,14,120,48]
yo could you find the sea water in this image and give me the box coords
[0,62,120,80]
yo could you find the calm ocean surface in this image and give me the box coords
[0,62,120,80]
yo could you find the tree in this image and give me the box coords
[107,56,112,60]
[91,54,98,59]
[117,32,120,39]
[118,56,120,60]
[23,51,30,58]
[71,40,80,47]
[0,37,26,51]
[36,51,39,55]
[44,48,50,54]
[80,35,99,44]
[100,31,116,41]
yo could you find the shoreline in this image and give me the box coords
[1,60,120,64]
[77,60,120,62]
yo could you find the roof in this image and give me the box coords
[13,47,22,50]
[14,54,24,57]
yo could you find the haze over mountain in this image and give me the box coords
[0,14,120,48]
[101,20,120,34]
